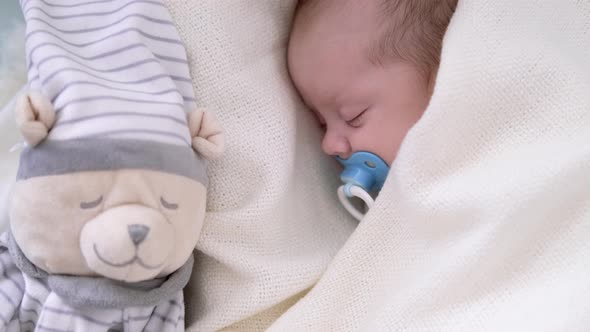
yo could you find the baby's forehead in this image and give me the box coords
[298,0,456,79]
[292,0,394,60]
[291,0,382,50]
[288,2,386,99]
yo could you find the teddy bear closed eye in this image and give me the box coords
[0,1,223,331]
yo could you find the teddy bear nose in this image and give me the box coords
[128,224,150,246]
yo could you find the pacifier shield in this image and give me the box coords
[336,151,389,193]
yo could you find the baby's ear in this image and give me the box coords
[15,90,56,146]
[187,107,225,160]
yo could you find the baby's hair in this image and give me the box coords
[294,0,458,78]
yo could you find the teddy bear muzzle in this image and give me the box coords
[79,204,174,283]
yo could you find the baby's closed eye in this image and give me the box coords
[346,109,368,128]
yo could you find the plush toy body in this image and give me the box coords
[0,231,188,331]
[0,0,223,331]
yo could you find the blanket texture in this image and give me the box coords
[2,0,589,330]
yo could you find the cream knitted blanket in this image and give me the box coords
[1,0,589,331]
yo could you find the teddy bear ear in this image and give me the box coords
[15,90,56,147]
[187,107,225,160]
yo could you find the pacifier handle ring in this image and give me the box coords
[337,184,375,221]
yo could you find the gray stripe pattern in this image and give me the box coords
[53,96,185,113]
[42,59,167,85]
[0,232,187,332]
[25,14,173,37]
[26,27,183,50]
[22,0,197,150]
[22,0,121,9]
[50,82,185,103]
[24,0,166,19]
[31,49,187,76]
[31,71,192,88]
[45,58,163,78]
[28,43,184,71]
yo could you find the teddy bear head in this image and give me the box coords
[9,92,224,283]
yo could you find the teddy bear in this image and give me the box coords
[0,1,223,331]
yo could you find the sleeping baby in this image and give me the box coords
[288,0,457,218]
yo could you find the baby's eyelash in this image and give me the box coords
[347,109,368,127]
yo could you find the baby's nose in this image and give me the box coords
[321,132,351,158]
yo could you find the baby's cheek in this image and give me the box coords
[357,126,399,166]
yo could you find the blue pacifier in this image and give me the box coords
[336,152,390,221]
[336,151,389,195]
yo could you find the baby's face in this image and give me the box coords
[288,2,433,165]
